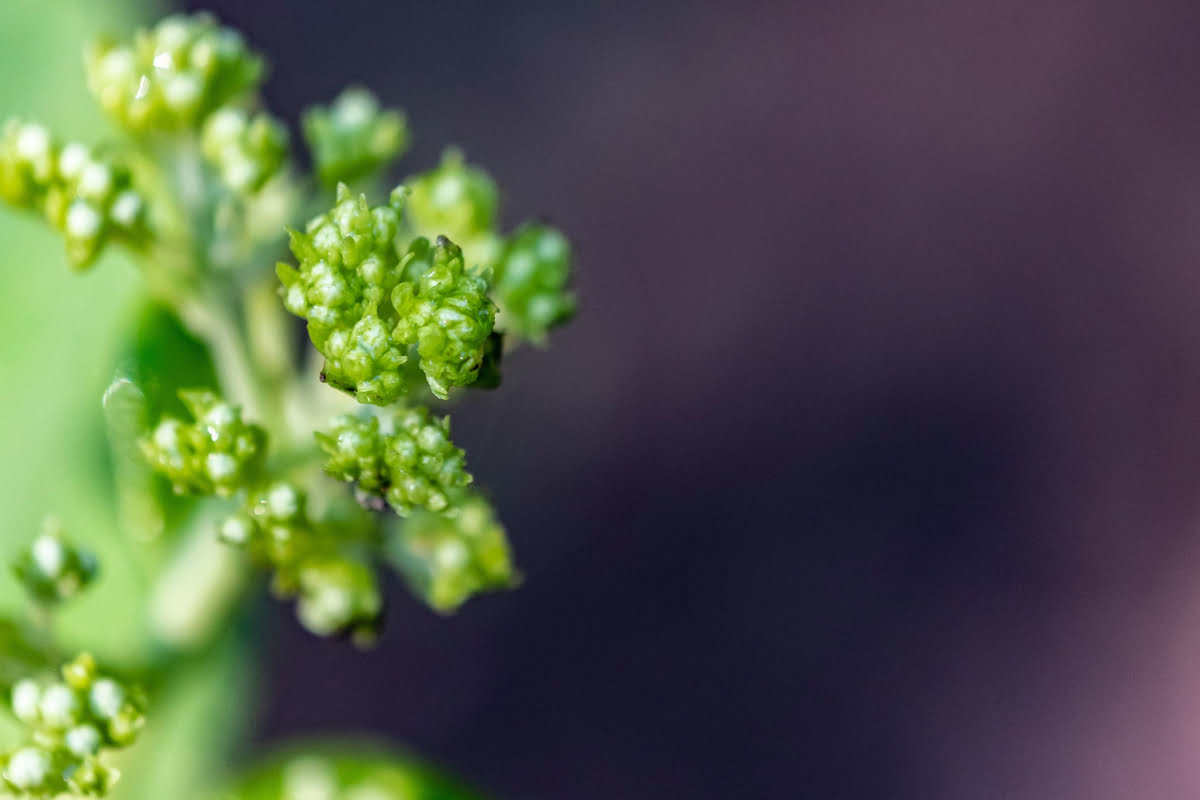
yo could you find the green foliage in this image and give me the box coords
[0,7,577,798]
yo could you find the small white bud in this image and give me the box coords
[155,19,192,53]
[204,404,235,428]
[219,515,253,545]
[335,91,377,127]
[39,684,79,728]
[110,190,143,228]
[10,680,40,724]
[89,678,125,720]
[206,107,245,141]
[15,124,50,161]
[31,534,65,577]
[162,73,202,111]
[205,452,238,483]
[152,419,180,450]
[267,484,299,518]
[4,747,50,790]
[66,202,103,240]
[65,724,101,757]
[57,143,90,180]
[98,48,136,83]
[282,757,338,800]
[77,162,113,200]
[436,540,469,570]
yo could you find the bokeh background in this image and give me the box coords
[9,0,1200,797]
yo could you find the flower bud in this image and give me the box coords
[302,87,408,187]
[84,13,263,133]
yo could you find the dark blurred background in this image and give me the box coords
[183,1,1200,797]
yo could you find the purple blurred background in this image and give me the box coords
[187,1,1200,797]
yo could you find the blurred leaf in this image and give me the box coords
[219,743,486,800]
[0,617,50,691]
[0,0,155,670]
[116,302,218,421]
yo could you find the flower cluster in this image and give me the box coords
[84,13,263,133]
[218,482,312,572]
[493,222,577,342]
[201,107,288,193]
[400,152,575,344]
[0,120,146,268]
[390,493,517,613]
[279,185,409,404]
[11,520,97,606]
[294,557,382,640]
[140,390,266,497]
[302,88,408,188]
[392,236,495,399]
[317,409,473,515]
[219,483,383,639]
[2,654,146,798]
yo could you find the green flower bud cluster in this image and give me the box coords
[201,107,288,193]
[140,390,266,497]
[0,120,147,268]
[402,151,575,344]
[11,519,97,606]
[279,185,409,404]
[85,13,263,133]
[295,557,382,641]
[302,87,409,187]
[2,654,146,798]
[218,481,311,573]
[392,236,495,399]
[219,483,383,640]
[317,409,472,515]
[270,754,424,800]
[393,493,517,613]
[403,149,502,268]
[493,223,576,342]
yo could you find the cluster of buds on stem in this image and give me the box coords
[85,13,263,133]
[302,87,409,188]
[0,121,147,268]
[2,654,145,797]
[140,390,266,497]
[11,519,97,606]
[317,409,473,516]
[201,107,289,194]
[390,492,518,613]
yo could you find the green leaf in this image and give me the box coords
[116,302,218,421]
[0,617,51,693]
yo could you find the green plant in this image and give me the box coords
[0,10,574,799]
